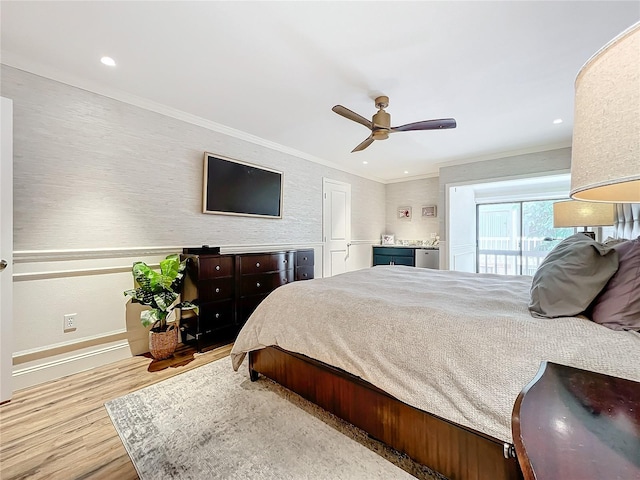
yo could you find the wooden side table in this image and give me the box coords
[512,361,640,480]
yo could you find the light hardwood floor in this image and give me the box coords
[0,343,233,480]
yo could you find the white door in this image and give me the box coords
[322,178,351,277]
[0,97,13,403]
[447,185,476,272]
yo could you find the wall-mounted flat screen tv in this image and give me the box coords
[202,153,283,218]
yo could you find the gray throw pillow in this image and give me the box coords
[529,233,619,318]
[588,237,640,331]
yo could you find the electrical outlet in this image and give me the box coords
[64,313,77,332]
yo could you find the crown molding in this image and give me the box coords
[434,143,572,171]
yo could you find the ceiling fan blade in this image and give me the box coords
[351,136,374,153]
[332,105,373,130]
[390,118,457,133]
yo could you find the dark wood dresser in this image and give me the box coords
[180,248,314,350]
[236,251,294,327]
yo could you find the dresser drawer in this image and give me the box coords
[295,249,314,267]
[295,265,314,281]
[237,294,269,326]
[238,252,294,274]
[239,270,293,296]
[197,300,235,332]
[195,255,234,279]
[197,277,234,302]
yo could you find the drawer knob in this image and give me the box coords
[215,288,220,293]
[215,265,221,271]
[283,259,287,264]
[303,273,308,277]
[283,278,288,283]
[256,262,260,268]
[256,282,261,288]
[303,257,307,261]
[215,313,220,319]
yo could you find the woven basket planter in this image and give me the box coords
[149,325,178,360]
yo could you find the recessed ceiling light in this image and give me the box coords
[101,56,116,67]
[553,118,563,124]
[362,161,368,165]
[404,170,409,174]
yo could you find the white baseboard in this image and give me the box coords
[12,342,132,393]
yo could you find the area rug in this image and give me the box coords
[105,355,447,480]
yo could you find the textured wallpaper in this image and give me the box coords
[385,177,439,243]
[2,66,386,250]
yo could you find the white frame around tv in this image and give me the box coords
[202,152,284,219]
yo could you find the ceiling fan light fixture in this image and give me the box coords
[372,130,389,140]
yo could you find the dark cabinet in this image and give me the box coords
[236,251,295,326]
[180,254,236,350]
[295,249,314,280]
[372,246,415,266]
[180,248,314,351]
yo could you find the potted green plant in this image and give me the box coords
[124,254,197,360]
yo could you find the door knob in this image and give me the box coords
[0,259,7,272]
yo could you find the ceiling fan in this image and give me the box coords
[332,96,456,153]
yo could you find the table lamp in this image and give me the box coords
[553,200,615,239]
[570,22,640,203]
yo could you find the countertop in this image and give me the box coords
[375,245,439,250]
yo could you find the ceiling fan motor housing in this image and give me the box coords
[372,108,391,139]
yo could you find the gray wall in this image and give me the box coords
[385,177,439,243]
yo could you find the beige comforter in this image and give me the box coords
[231,265,640,443]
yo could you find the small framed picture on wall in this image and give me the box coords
[398,206,412,219]
[421,205,437,218]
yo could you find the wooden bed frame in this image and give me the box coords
[249,346,524,480]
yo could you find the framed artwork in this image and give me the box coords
[397,206,412,219]
[421,205,437,218]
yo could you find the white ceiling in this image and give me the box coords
[1,1,638,183]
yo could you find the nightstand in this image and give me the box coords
[512,362,640,480]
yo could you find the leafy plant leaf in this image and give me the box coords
[140,309,166,328]
[155,290,179,311]
[160,254,180,282]
[123,287,154,306]
[175,300,199,316]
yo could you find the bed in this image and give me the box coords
[231,258,640,479]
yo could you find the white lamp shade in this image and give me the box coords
[553,200,615,228]
[570,22,640,203]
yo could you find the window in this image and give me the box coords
[477,200,574,275]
